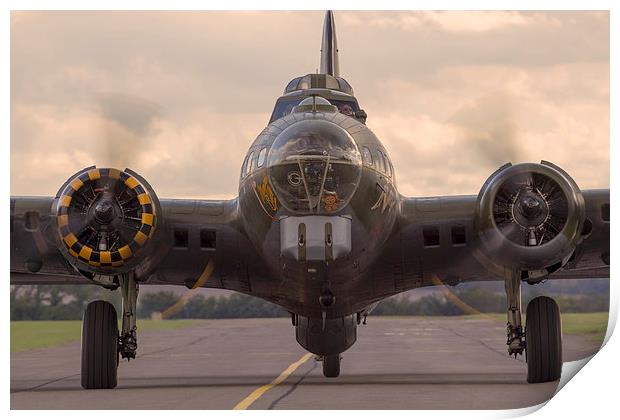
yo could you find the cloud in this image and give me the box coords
[10,102,266,199]
[342,11,535,33]
[11,11,609,199]
[424,11,533,32]
[366,61,609,196]
[448,93,523,166]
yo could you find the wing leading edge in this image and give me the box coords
[10,196,263,294]
[372,189,609,294]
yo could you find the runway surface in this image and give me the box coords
[11,317,602,410]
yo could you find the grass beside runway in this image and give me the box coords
[560,313,609,340]
[464,312,609,342]
[10,319,201,353]
[11,313,609,353]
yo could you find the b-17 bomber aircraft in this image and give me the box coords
[10,11,610,388]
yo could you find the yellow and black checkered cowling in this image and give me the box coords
[54,167,158,274]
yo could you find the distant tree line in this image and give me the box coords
[371,286,609,316]
[11,285,121,321]
[10,283,609,321]
[137,292,287,319]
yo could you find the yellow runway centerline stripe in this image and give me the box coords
[232,352,313,410]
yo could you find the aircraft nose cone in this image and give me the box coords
[267,119,362,214]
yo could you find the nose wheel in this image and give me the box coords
[322,354,341,378]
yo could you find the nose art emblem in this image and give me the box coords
[253,175,279,215]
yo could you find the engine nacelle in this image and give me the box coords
[474,161,586,276]
[52,166,163,278]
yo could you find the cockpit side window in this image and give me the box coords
[241,155,249,177]
[331,100,358,117]
[377,150,386,173]
[247,151,256,174]
[362,146,373,167]
[257,147,267,168]
[384,154,392,178]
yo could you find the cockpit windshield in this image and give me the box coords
[271,98,300,121]
[270,97,359,122]
[267,119,362,214]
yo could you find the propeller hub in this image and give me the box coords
[521,194,541,215]
[94,200,116,224]
[514,191,548,228]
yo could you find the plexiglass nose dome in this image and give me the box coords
[267,119,362,214]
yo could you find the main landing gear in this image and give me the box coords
[504,269,562,383]
[81,300,118,389]
[81,272,138,389]
[525,296,562,383]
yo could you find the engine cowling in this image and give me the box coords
[474,161,586,275]
[53,166,162,277]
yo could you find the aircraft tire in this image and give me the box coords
[81,300,119,389]
[323,354,341,378]
[526,296,562,383]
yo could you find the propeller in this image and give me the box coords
[53,92,164,274]
[64,170,146,255]
[473,161,584,273]
[57,92,164,264]
[493,172,569,247]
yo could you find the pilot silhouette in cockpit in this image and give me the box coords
[339,104,353,117]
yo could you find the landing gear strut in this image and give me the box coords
[504,268,563,383]
[504,269,525,357]
[119,272,138,360]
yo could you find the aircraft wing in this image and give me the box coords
[373,189,609,295]
[10,196,260,294]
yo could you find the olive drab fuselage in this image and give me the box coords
[238,106,399,317]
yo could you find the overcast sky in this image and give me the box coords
[10,11,609,199]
